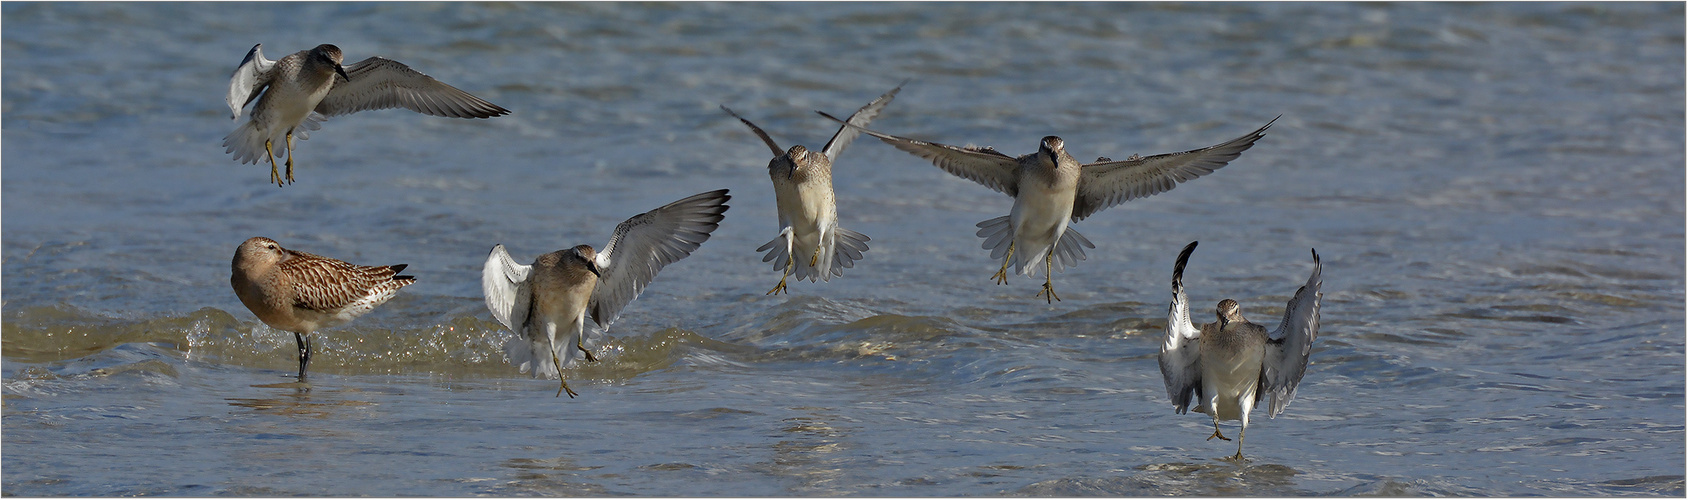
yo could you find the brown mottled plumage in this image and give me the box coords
[230,236,416,380]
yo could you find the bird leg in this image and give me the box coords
[1035,252,1060,303]
[551,348,578,398]
[1229,426,1247,461]
[264,139,284,187]
[1207,420,1231,441]
[283,130,296,184]
[991,243,1016,285]
[768,255,792,295]
[577,338,598,363]
[293,332,311,381]
[767,235,794,295]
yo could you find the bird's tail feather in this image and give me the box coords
[222,120,275,165]
[222,113,323,164]
[825,228,870,280]
[503,334,558,379]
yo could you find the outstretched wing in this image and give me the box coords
[227,44,276,120]
[1072,116,1277,221]
[1260,248,1323,417]
[821,80,906,161]
[590,189,731,328]
[719,105,785,157]
[1159,241,1205,414]
[481,244,533,333]
[816,110,1021,197]
[315,57,510,118]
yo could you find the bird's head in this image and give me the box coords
[1039,136,1066,167]
[312,44,350,81]
[1216,299,1243,328]
[784,145,812,179]
[233,236,288,273]
[570,245,602,278]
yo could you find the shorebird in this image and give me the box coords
[720,83,902,295]
[223,43,510,187]
[821,112,1277,302]
[481,189,730,397]
[1158,241,1322,460]
[229,237,416,381]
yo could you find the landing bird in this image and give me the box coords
[229,237,416,381]
[720,83,902,295]
[223,43,510,187]
[1158,241,1322,460]
[821,112,1277,303]
[481,190,731,397]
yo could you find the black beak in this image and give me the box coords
[335,64,350,82]
[586,261,603,279]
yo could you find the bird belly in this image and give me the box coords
[256,82,330,134]
[1007,183,1076,274]
[1200,353,1263,422]
[774,178,837,269]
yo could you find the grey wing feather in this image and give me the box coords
[720,105,784,157]
[1261,248,1322,417]
[590,189,731,328]
[315,57,510,118]
[1072,116,1277,221]
[481,244,533,334]
[817,110,1021,197]
[1159,241,1204,414]
[227,43,275,120]
[821,80,906,161]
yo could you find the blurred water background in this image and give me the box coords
[3,2,1683,496]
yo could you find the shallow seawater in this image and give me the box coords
[3,2,1684,496]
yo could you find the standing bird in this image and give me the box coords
[223,43,511,187]
[481,190,730,397]
[821,112,1276,302]
[229,237,416,381]
[1158,241,1322,460]
[719,83,901,295]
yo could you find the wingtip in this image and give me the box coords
[1173,241,1198,287]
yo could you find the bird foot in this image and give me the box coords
[1036,280,1061,303]
[767,278,789,295]
[992,245,1015,285]
[265,140,285,187]
[1207,429,1231,441]
[556,379,578,398]
[577,343,599,363]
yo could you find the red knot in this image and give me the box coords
[1159,241,1323,460]
[223,43,510,187]
[482,190,730,397]
[720,82,902,295]
[822,111,1276,303]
